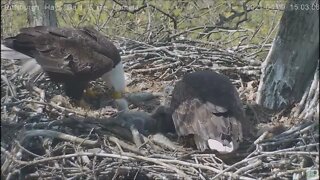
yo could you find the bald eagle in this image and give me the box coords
[167,70,249,152]
[2,26,127,110]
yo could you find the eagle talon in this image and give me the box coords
[74,98,91,110]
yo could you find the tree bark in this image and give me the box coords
[256,0,319,111]
[24,0,57,27]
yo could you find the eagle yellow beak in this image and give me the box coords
[111,91,123,99]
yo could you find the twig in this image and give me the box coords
[20,130,98,147]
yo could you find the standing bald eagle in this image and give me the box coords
[168,70,249,152]
[2,26,127,110]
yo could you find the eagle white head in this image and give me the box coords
[101,61,128,111]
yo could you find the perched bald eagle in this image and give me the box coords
[2,26,127,110]
[166,70,249,152]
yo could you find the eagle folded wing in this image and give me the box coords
[6,26,116,81]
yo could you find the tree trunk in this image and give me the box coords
[256,0,319,111]
[24,0,57,27]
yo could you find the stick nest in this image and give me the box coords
[1,38,319,180]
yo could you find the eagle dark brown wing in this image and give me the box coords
[170,71,248,152]
[172,98,243,152]
[3,26,121,99]
[4,26,120,81]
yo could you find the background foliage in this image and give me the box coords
[1,0,285,62]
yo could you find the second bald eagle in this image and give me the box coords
[3,26,127,109]
[157,70,250,153]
